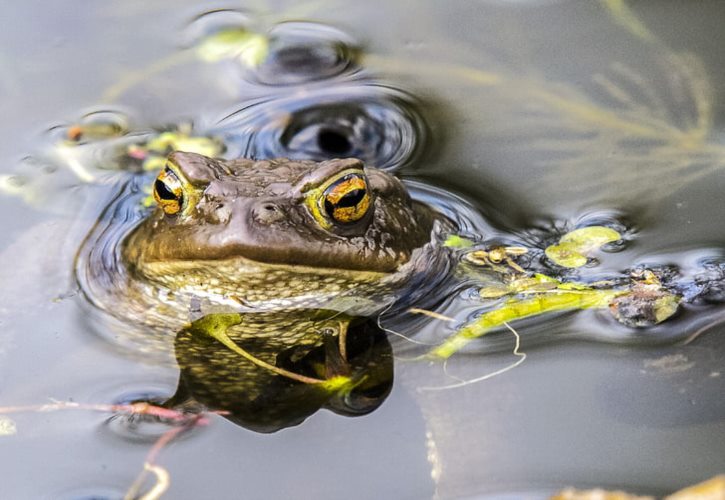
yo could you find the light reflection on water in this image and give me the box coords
[0,1,724,498]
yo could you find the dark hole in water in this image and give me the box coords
[317,128,352,155]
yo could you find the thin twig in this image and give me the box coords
[407,308,456,322]
[138,463,170,500]
[418,321,527,392]
[124,414,207,500]
[681,313,725,345]
[376,302,439,346]
[0,401,188,421]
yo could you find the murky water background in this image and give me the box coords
[1,1,724,498]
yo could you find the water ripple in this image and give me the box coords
[254,22,360,85]
[215,82,428,171]
[102,386,191,444]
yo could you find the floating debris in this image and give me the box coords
[545,226,622,268]
[64,110,131,144]
[478,273,560,300]
[430,287,622,359]
[443,234,475,248]
[195,28,270,67]
[130,129,225,172]
[0,416,16,437]
[464,246,528,274]
[609,269,681,327]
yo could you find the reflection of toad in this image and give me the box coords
[167,312,394,433]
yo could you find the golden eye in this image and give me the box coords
[153,167,184,215]
[321,174,371,224]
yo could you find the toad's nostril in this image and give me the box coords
[255,203,284,224]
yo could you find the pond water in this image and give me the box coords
[1,1,724,499]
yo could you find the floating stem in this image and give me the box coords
[429,289,622,359]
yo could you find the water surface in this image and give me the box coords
[1,1,724,498]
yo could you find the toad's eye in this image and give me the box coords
[322,173,371,225]
[153,167,185,215]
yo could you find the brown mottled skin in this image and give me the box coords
[122,152,441,310]
[125,153,434,271]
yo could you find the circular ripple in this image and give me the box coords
[216,83,428,171]
[102,387,188,444]
[45,108,133,145]
[186,10,357,84]
[183,8,255,47]
[253,22,358,85]
[40,107,155,178]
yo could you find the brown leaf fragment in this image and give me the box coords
[609,285,680,328]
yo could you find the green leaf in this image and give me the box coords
[443,235,475,248]
[196,29,269,67]
[140,132,224,171]
[545,226,621,268]
[145,132,223,157]
[654,294,680,323]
